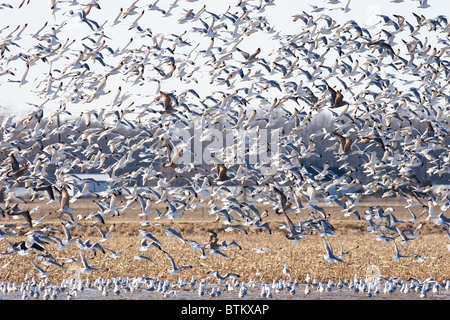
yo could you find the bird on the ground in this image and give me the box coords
[283,264,291,276]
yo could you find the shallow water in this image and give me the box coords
[2,279,449,301]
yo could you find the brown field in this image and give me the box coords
[0,197,449,285]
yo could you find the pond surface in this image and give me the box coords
[1,276,449,301]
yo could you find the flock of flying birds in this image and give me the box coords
[0,0,449,289]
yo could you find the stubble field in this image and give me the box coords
[0,197,449,287]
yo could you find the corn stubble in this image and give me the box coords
[0,215,448,285]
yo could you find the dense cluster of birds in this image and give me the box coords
[0,271,448,300]
[0,0,449,289]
